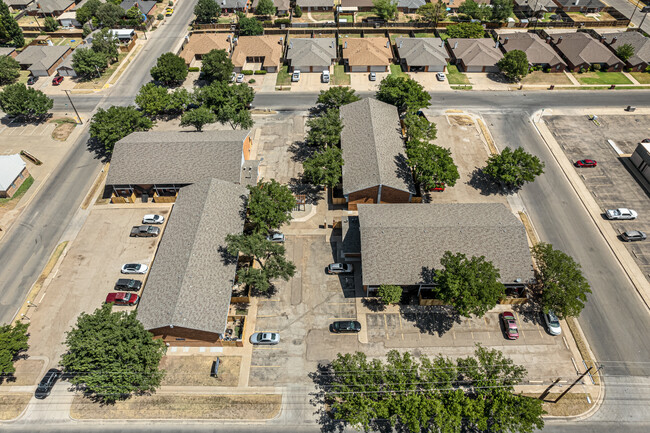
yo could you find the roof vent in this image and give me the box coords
[557,36,563,44]
[495,40,499,49]
[386,41,390,48]
[398,41,402,48]
[344,41,347,49]
[453,42,458,49]
[289,41,293,49]
[515,278,522,283]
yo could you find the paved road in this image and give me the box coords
[603,0,650,34]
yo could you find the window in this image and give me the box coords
[556,65,561,70]
[614,64,619,69]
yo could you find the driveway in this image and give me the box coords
[349,72,387,91]
[408,71,451,91]
[290,71,330,92]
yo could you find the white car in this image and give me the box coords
[605,208,637,220]
[266,232,285,243]
[436,72,445,81]
[236,74,244,83]
[121,263,148,274]
[327,263,353,274]
[142,214,164,224]
[250,332,280,345]
[369,72,376,81]
[292,70,301,82]
[543,311,561,336]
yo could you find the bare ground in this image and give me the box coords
[160,356,241,387]
[0,359,45,387]
[523,392,594,417]
[0,394,31,420]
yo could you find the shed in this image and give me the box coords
[0,154,30,198]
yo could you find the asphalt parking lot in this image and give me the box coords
[545,114,650,280]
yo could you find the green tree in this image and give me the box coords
[0,55,20,85]
[532,243,591,319]
[616,43,635,62]
[180,106,216,131]
[377,284,402,305]
[72,47,108,78]
[0,83,53,121]
[60,304,166,404]
[75,0,102,25]
[402,110,437,143]
[497,49,529,82]
[166,87,194,115]
[95,3,125,28]
[406,140,460,190]
[0,0,24,47]
[194,0,221,23]
[316,86,360,110]
[484,146,545,189]
[150,52,188,86]
[0,322,29,375]
[255,0,276,16]
[225,233,296,293]
[492,0,514,22]
[294,5,302,18]
[372,0,398,21]
[247,179,296,232]
[125,5,145,27]
[302,146,343,188]
[458,0,491,20]
[135,83,171,116]
[89,106,153,153]
[306,108,342,147]
[238,16,264,36]
[376,75,430,114]
[416,1,447,24]
[82,24,92,38]
[43,16,59,32]
[200,49,233,82]
[195,81,255,129]
[432,251,505,317]
[92,28,120,63]
[446,22,485,39]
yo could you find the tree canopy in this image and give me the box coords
[0,55,20,85]
[180,106,216,131]
[195,81,255,129]
[75,0,102,25]
[532,243,591,319]
[446,22,485,39]
[458,0,491,21]
[0,322,29,375]
[372,0,398,21]
[95,3,125,28]
[484,146,545,190]
[403,110,437,143]
[92,28,120,63]
[375,75,430,114]
[247,179,296,232]
[0,1,24,47]
[492,0,514,22]
[135,83,171,116]
[255,0,276,16]
[60,304,166,403]
[302,146,343,188]
[498,49,529,82]
[616,43,635,62]
[316,86,360,111]
[377,284,402,305]
[200,49,234,82]
[416,1,447,24]
[89,106,153,153]
[43,16,59,32]
[238,16,264,36]
[0,83,53,121]
[72,47,108,78]
[406,140,460,190]
[150,52,188,86]
[306,108,342,148]
[194,0,221,24]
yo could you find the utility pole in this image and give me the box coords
[629,1,641,27]
[640,7,650,30]
[64,90,83,125]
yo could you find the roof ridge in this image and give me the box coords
[365,99,384,187]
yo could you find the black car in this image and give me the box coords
[330,320,361,333]
[35,368,61,399]
[27,76,38,85]
[114,278,143,291]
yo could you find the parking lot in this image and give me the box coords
[545,114,650,280]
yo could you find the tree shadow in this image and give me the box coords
[288,139,317,163]
[288,175,323,205]
[399,304,461,337]
[86,137,111,163]
[309,362,347,433]
[393,153,414,189]
[468,167,514,196]
[361,297,386,312]
[251,283,278,299]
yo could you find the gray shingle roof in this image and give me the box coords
[514,0,556,10]
[498,32,566,67]
[447,38,503,67]
[252,0,290,10]
[15,45,70,72]
[5,0,34,7]
[137,178,248,335]
[553,0,604,8]
[219,0,248,8]
[0,47,16,57]
[340,98,415,196]
[286,38,337,69]
[106,130,251,186]
[29,0,74,13]
[358,203,535,287]
[397,0,425,9]
[296,0,333,7]
[395,37,449,68]
[550,32,622,67]
[600,31,650,67]
[119,0,156,14]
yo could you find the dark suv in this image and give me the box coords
[130,225,160,237]
[330,320,361,333]
[115,278,143,291]
[35,368,61,399]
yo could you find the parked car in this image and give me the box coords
[250,332,280,345]
[236,73,244,83]
[621,230,647,242]
[121,263,148,274]
[321,70,330,83]
[606,208,637,220]
[641,138,650,144]
[165,7,173,15]
[330,320,361,333]
[369,72,376,81]
[114,278,143,292]
[105,292,139,306]
[575,159,597,168]
[27,76,38,85]
[436,72,445,81]
[543,310,561,336]
[327,263,353,274]
[52,76,64,85]
[130,225,160,237]
[34,368,61,399]
[500,311,519,340]
[292,70,301,82]
[142,214,164,224]
[266,232,285,243]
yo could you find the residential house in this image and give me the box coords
[15,45,71,76]
[285,38,337,73]
[57,40,91,77]
[231,35,285,73]
[552,0,605,13]
[251,0,291,15]
[339,0,374,12]
[296,0,332,11]
[180,33,232,66]
[119,0,156,15]
[219,0,249,13]
[57,11,80,27]
[513,0,557,16]
[546,31,624,72]
[0,47,17,58]
[600,31,650,72]
[352,203,535,295]
[6,0,34,11]
[109,29,137,43]
[397,0,425,13]
[341,37,392,72]
[27,0,75,16]
[447,38,504,72]
[395,37,449,72]
[498,32,567,72]
[340,98,416,210]
[0,154,30,198]
[104,130,258,203]
[137,178,249,347]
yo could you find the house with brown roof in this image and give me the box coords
[231,35,285,73]
[341,37,393,72]
[498,32,567,72]
[447,38,503,72]
[599,31,650,72]
[546,31,624,72]
[180,33,232,66]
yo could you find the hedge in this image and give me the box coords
[242,70,254,75]
[188,66,200,72]
[254,70,267,75]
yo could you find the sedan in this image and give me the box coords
[641,138,650,144]
[266,232,285,243]
[543,310,561,336]
[35,368,61,399]
[236,74,244,83]
[500,311,519,340]
[330,320,361,333]
[369,72,376,81]
[606,208,638,220]
[121,263,148,274]
[27,76,38,85]
[575,159,597,168]
[621,230,647,242]
[250,332,280,345]
[52,76,64,85]
[142,214,165,224]
[327,263,353,274]
[436,72,445,81]
[105,292,139,306]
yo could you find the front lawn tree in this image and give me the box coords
[72,48,108,78]
[0,322,29,375]
[0,83,53,121]
[194,0,221,23]
[376,75,431,114]
[60,304,166,404]
[165,87,194,115]
[416,1,447,25]
[306,108,343,147]
[446,22,485,39]
[377,284,402,305]
[0,55,21,85]
[43,16,59,32]
[91,28,119,63]
[247,179,296,232]
[180,106,216,131]
[316,86,360,110]
[135,83,171,116]
[150,52,188,86]
[498,49,529,82]
[238,16,264,36]
[89,106,153,153]
[194,81,255,129]
[432,251,505,317]
[372,0,398,20]
[484,146,545,189]
[255,0,276,16]
[302,146,343,188]
[200,49,233,82]
[406,140,460,190]
[532,242,592,318]
[616,43,634,62]
[491,0,514,22]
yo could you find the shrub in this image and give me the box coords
[294,5,302,17]
[242,70,254,75]
[645,65,650,73]
[188,66,200,72]
[543,67,550,73]
[592,63,601,71]
[275,18,291,25]
[168,0,173,5]
[157,13,164,20]
[263,20,273,25]
[254,69,267,75]
[579,67,586,74]
[248,78,256,83]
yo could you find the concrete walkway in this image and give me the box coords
[564,71,581,86]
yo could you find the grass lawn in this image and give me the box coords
[574,71,632,85]
[520,71,572,85]
[390,34,410,42]
[160,356,240,387]
[310,12,335,21]
[522,393,593,417]
[74,53,128,90]
[0,176,34,207]
[446,64,470,85]
[414,32,436,38]
[630,72,650,84]
[390,64,407,78]
[0,394,31,420]
[275,65,291,86]
[331,64,350,85]
[53,38,83,48]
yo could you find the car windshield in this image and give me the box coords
[126,264,137,268]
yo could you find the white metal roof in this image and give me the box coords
[0,154,26,190]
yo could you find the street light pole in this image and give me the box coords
[64,90,83,125]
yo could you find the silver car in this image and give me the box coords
[543,311,561,336]
[369,72,376,81]
[142,214,164,224]
[266,232,285,243]
[236,74,244,83]
[436,72,445,81]
[327,263,353,274]
[621,230,646,242]
[121,263,148,274]
[606,208,637,220]
[250,332,280,345]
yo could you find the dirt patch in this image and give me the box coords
[447,114,474,126]
[523,392,593,417]
[0,394,31,420]
[160,356,241,387]
[521,71,572,86]
[50,118,77,141]
[70,394,281,420]
[0,359,45,387]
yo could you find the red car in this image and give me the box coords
[105,292,139,306]
[52,76,64,86]
[575,159,597,168]
[501,311,519,340]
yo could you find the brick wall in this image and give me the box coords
[0,167,29,198]
[347,186,379,211]
[149,325,224,347]
[47,47,72,76]
[379,186,411,204]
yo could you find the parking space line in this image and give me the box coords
[383,314,389,340]
[252,347,283,350]
[250,365,282,368]
[399,315,404,340]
